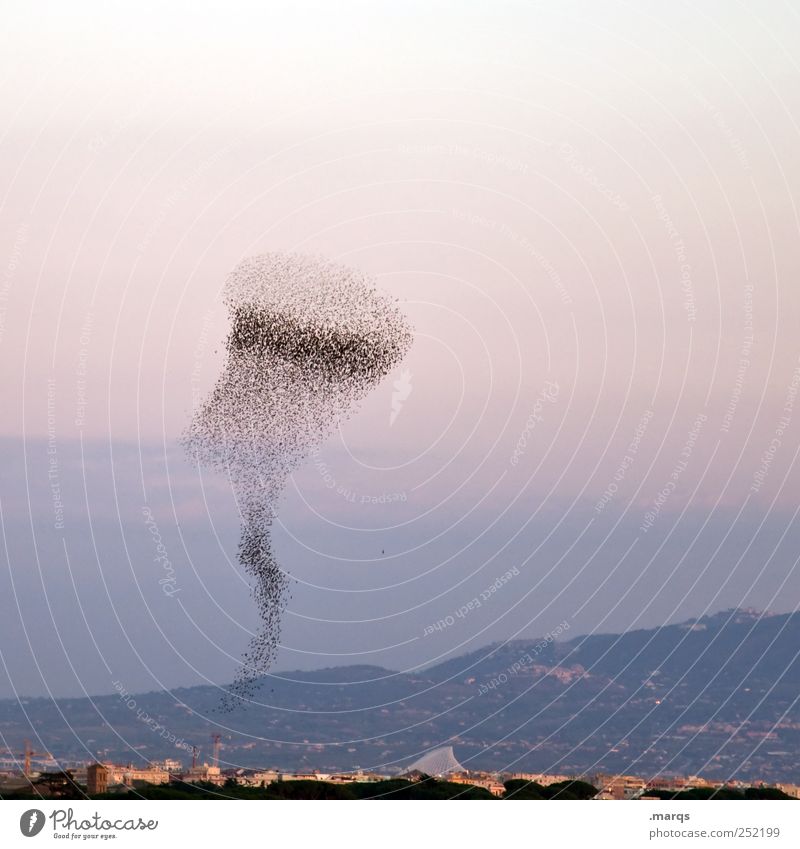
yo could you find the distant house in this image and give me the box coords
[87,763,108,795]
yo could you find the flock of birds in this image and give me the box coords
[184,253,412,707]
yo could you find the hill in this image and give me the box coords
[1,609,797,783]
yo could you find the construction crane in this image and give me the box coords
[211,734,221,768]
[8,740,52,777]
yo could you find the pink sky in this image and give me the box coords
[3,2,799,514]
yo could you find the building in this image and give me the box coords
[238,769,280,787]
[327,772,383,784]
[645,775,690,793]
[86,763,108,795]
[592,774,646,800]
[450,774,506,796]
[183,763,224,785]
[104,764,170,787]
[149,759,182,775]
[776,784,800,799]
[277,771,322,782]
[509,772,573,786]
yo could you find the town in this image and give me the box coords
[1,741,797,801]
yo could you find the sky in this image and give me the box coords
[1,1,800,698]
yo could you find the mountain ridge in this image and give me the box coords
[1,608,797,783]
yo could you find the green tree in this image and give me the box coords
[503,779,545,799]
